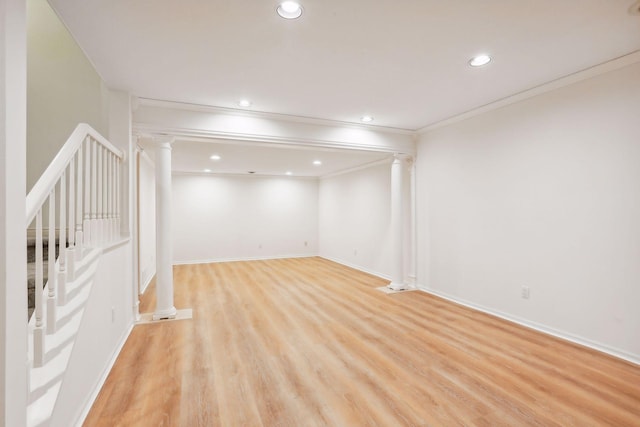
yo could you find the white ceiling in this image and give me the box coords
[49,0,640,130]
[50,0,640,174]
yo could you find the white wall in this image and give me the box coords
[319,162,398,279]
[138,152,156,291]
[172,174,318,264]
[50,242,133,427]
[417,62,640,362]
[27,0,108,192]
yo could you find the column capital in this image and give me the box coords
[393,153,413,163]
[405,156,415,169]
[152,135,175,149]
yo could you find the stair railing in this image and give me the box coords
[26,123,124,367]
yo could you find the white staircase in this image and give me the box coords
[25,124,124,427]
[27,248,101,427]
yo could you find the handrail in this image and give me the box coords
[26,123,124,225]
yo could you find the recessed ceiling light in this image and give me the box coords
[361,115,374,123]
[313,160,322,166]
[210,154,221,160]
[203,169,212,173]
[469,54,492,67]
[277,1,303,19]
[238,99,252,107]
[286,171,293,176]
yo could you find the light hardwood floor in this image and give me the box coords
[84,257,640,426]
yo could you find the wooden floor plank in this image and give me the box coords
[84,257,640,426]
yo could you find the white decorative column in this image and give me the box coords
[388,154,408,291]
[133,144,142,321]
[153,138,177,320]
[408,157,416,287]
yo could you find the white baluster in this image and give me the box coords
[106,151,112,242]
[111,154,117,239]
[68,155,75,248]
[58,171,67,306]
[84,137,91,246]
[47,191,57,334]
[33,210,45,368]
[116,158,120,236]
[75,140,84,260]
[103,148,109,242]
[67,155,76,281]
[97,146,103,244]
[91,139,98,246]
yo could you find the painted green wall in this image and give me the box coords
[27,0,108,192]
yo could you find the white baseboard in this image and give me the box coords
[319,255,392,281]
[74,322,134,427]
[173,253,317,265]
[417,285,640,366]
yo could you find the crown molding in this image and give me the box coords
[133,123,415,155]
[136,98,415,136]
[417,50,640,134]
[320,157,393,180]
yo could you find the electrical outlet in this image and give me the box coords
[353,249,357,256]
[521,286,530,299]
[304,241,308,247]
[111,306,116,322]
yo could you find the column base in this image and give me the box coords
[152,306,177,320]
[387,281,409,291]
[138,308,193,324]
